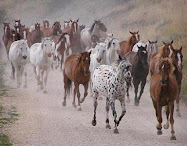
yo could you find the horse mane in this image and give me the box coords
[89,22,95,33]
[158,58,175,75]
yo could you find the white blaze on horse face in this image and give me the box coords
[23,31,26,40]
[168,45,173,57]
[43,39,52,56]
[142,50,147,54]
[135,34,139,41]
[177,53,182,68]
[65,34,70,46]
[17,28,20,33]
[15,22,19,26]
[74,23,77,33]
[4,26,7,33]
[19,42,28,58]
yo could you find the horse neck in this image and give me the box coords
[52,27,58,35]
[115,68,125,82]
[128,37,135,50]
[4,27,10,36]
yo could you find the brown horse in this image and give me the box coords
[62,51,91,111]
[2,22,11,49]
[172,47,183,117]
[149,40,174,76]
[119,31,140,57]
[14,19,21,26]
[150,58,178,140]
[29,23,43,46]
[41,21,62,37]
[64,20,70,28]
[43,20,50,28]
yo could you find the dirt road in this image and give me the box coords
[2,61,187,146]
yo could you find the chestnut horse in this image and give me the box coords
[119,31,140,57]
[43,20,50,28]
[41,21,62,37]
[2,22,11,49]
[172,47,183,117]
[149,41,174,76]
[62,51,91,111]
[150,58,178,140]
[29,23,43,46]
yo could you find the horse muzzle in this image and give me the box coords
[84,71,90,76]
[23,56,27,59]
[160,79,168,86]
[97,58,102,63]
[48,53,52,57]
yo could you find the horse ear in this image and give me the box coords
[179,46,182,51]
[137,30,139,33]
[148,39,151,44]
[129,31,133,34]
[162,41,166,45]
[119,55,122,61]
[155,40,157,43]
[77,19,79,22]
[145,44,147,48]
[70,19,73,22]
[107,41,112,49]
[89,51,92,56]
[171,40,173,44]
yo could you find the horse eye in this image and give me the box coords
[113,42,115,45]
[45,44,47,47]
[20,48,22,50]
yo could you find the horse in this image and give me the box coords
[125,45,149,105]
[62,51,91,111]
[132,40,147,52]
[64,20,70,28]
[81,20,107,50]
[150,58,178,140]
[90,35,100,48]
[172,47,183,117]
[147,40,158,65]
[14,19,21,26]
[43,20,50,28]
[30,23,43,46]
[9,40,29,88]
[30,38,53,94]
[2,22,11,49]
[119,31,140,57]
[149,40,174,76]
[41,21,62,37]
[105,38,120,65]
[91,57,131,134]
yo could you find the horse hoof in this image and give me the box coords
[43,90,47,94]
[106,124,111,129]
[62,101,66,106]
[23,85,27,88]
[134,102,139,106]
[72,103,77,108]
[177,112,181,117]
[92,120,97,126]
[163,123,169,129]
[170,135,176,140]
[77,106,82,111]
[98,96,103,100]
[157,130,162,135]
[113,128,119,134]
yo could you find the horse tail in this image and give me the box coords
[66,78,72,96]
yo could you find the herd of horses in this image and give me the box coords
[2,19,184,140]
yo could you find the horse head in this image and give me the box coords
[95,42,107,63]
[79,51,91,76]
[148,39,158,55]
[35,23,41,35]
[70,19,79,36]
[18,40,29,60]
[43,20,49,28]
[3,22,10,34]
[64,20,70,28]
[95,20,107,32]
[129,31,140,45]
[41,38,52,57]
[53,21,62,34]
[173,47,183,71]
[107,38,120,52]
[162,40,174,58]
[14,19,21,26]
[158,57,174,86]
[137,44,148,68]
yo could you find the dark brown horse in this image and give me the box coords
[41,21,62,37]
[62,51,91,111]
[2,22,11,49]
[125,45,149,105]
[149,40,174,76]
[29,23,43,46]
[43,20,50,28]
[172,47,183,117]
[150,58,178,140]
[119,31,140,57]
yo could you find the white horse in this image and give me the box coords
[132,40,147,52]
[30,37,53,93]
[104,38,120,65]
[91,58,132,134]
[9,40,30,88]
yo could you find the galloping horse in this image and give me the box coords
[150,58,178,140]
[62,51,91,111]
[64,20,70,28]
[29,23,43,46]
[149,41,174,75]
[81,20,107,50]
[43,20,50,28]
[2,22,11,49]
[125,45,149,105]
[119,31,140,57]
[172,47,183,117]
[42,21,62,37]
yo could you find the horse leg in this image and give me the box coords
[176,92,181,117]
[80,83,88,103]
[40,69,44,90]
[116,97,126,127]
[10,62,15,80]
[133,80,139,106]
[60,54,64,71]
[15,65,21,88]
[109,96,118,134]
[163,105,170,129]
[169,103,176,140]
[65,46,69,56]
[22,64,27,88]
[62,71,68,106]
[138,79,146,104]
[156,103,162,135]
[105,97,111,129]
[43,69,49,94]
[72,86,77,108]
[92,91,98,126]
[75,83,82,111]
[126,87,130,103]
[36,66,41,91]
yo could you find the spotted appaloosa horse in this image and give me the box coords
[150,58,178,140]
[119,31,140,57]
[62,52,91,111]
[150,40,174,76]
[172,47,183,117]
[91,57,131,134]
[125,45,149,105]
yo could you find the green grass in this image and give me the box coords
[0,134,12,146]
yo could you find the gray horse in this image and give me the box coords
[81,20,107,50]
